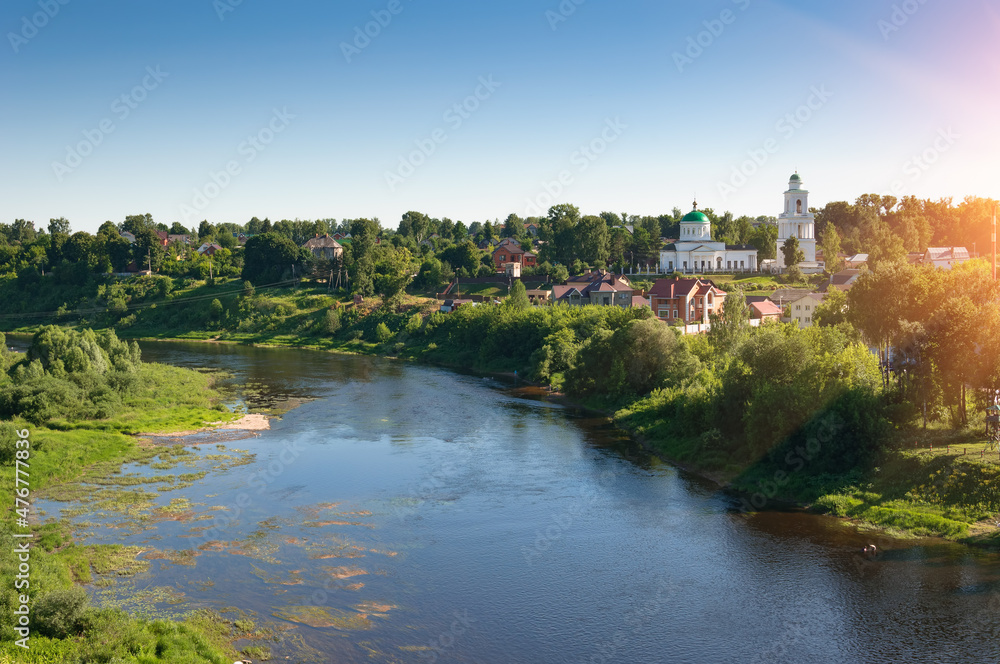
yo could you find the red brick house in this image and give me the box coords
[648,278,726,324]
[492,244,537,271]
[746,297,783,322]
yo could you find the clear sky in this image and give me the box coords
[2,0,997,233]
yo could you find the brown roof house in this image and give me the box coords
[820,269,861,293]
[550,271,634,308]
[302,234,344,261]
[648,277,726,325]
[492,244,537,271]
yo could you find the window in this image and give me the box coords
[805,305,811,311]
[683,261,687,269]
[658,308,669,318]
[673,309,678,319]
[805,317,811,323]
[740,261,745,269]
[797,200,803,214]
[796,305,801,311]
[727,261,732,269]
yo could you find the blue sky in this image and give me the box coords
[2,0,997,233]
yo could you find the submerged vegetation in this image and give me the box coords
[0,327,257,662]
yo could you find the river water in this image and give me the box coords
[21,339,1000,663]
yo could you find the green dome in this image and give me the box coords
[682,210,709,223]
[789,173,801,181]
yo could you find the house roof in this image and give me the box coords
[552,271,633,301]
[749,300,784,317]
[770,288,814,304]
[649,278,700,299]
[925,247,970,261]
[551,285,584,300]
[788,292,826,306]
[303,235,343,249]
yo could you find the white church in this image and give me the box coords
[658,173,823,275]
[774,173,822,273]
[659,202,759,274]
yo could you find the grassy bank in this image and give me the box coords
[0,330,267,662]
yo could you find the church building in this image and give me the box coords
[659,202,758,274]
[775,173,821,271]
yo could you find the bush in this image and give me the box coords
[0,421,19,464]
[33,586,90,638]
[374,322,393,343]
[324,309,341,335]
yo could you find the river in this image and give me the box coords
[19,339,1000,663]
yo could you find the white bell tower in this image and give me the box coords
[775,173,816,264]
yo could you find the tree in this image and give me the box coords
[63,232,95,268]
[101,234,133,273]
[349,218,380,296]
[169,222,190,235]
[502,213,524,239]
[48,217,70,236]
[812,288,848,327]
[132,228,166,272]
[749,222,778,260]
[819,224,844,274]
[576,215,609,267]
[398,211,430,241]
[543,204,580,265]
[707,289,751,352]
[122,214,155,236]
[781,236,805,268]
[866,222,907,271]
[373,246,414,306]
[10,219,37,244]
[506,279,530,310]
[241,233,302,285]
[198,220,215,240]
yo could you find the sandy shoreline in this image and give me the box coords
[140,413,271,438]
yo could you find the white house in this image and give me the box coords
[660,202,758,274]
[923,247,970,270]
[788,292,826,328]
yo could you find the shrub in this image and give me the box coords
[375,322,393,343]
[33,586,90,638]
[324,309,341,335]
[0,421,19,464]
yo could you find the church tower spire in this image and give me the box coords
[775,172,817,266]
